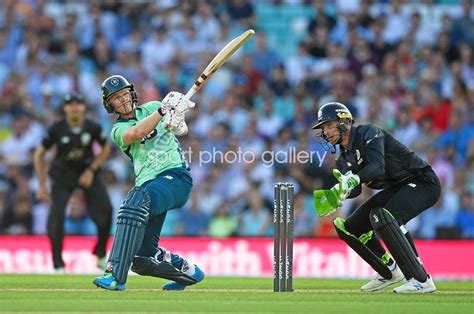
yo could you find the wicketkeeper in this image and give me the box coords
[312,102,441,293]
[93,75,204,291]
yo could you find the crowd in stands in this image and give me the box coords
[0,0,473,240]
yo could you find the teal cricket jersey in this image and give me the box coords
[111,101,187,186]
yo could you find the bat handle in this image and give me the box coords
[185,88,196,100]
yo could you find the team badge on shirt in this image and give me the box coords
[81,133,91,145]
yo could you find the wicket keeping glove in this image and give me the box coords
[313,169,360,217]
[313,187,343,216]
[159,91,195,115]
[332,169,360,200]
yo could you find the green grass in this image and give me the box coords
[0,275,472,313]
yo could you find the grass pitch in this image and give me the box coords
[0,275,472,313]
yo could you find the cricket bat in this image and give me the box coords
[184,29,255,100]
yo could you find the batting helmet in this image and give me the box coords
[101,75,138,113]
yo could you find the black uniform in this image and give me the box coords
[336,124,441,236]
[42,118,112,269]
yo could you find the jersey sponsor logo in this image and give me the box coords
[408,183,417,188]
[356,149,363,165]
[412,282,424,290]
[366,133,381,144]
[140,129,158,144]
[81,133,91,145]
[66,148,84,160]
[346,162,352,167]
[336,112,352,119]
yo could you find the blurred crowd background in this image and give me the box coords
[0,0,473,240]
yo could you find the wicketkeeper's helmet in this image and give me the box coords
[312,102,354,152]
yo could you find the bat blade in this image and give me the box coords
[185,29,255,100]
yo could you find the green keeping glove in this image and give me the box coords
[332,169,360,199]
[313,188,343,217]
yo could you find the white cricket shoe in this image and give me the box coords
[393,275,436,293]
[361,264,405,292]
[53,267,65,274]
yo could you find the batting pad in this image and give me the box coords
[369,208,427,282]
[333,218,392,279]
[108,186,151,284]
[131,257,197,286]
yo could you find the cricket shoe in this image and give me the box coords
[93,272,126,291]
[393,275,436,293]
[361,263,405,292]
[162,263,205,291]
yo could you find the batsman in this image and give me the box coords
[312,102,441,293]
[93,75,204,291]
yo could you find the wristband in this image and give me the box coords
[158,106,168,117]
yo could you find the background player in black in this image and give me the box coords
[33,93,113,272]
[313,102,441,293]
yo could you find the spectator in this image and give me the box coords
[192,2,220,44]
[208,205,238,238]
[293,193,314,237]
[177,194,210,237]
[64,190,97,236]
[382,0,410,45]
[418,179,459,239]
[426,147,454,190]
[393,107,420,148]
[268,64,291,97]
[411,116,439,155]
[450,0,474,46]
[455,191,474,239]
[417,89,451,132]
[408,11,436,47]
[256,101,283,139]
[140,25,176,77]
[252,33,280,79]
[437,110,474,164]
[1,191,33,235]
[1,113,44,168]
[224,0,255,28]
[239,191,271,237]
[196,179,223,217]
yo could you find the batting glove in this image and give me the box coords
[162,110,188,136]
[160,91,195,115]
